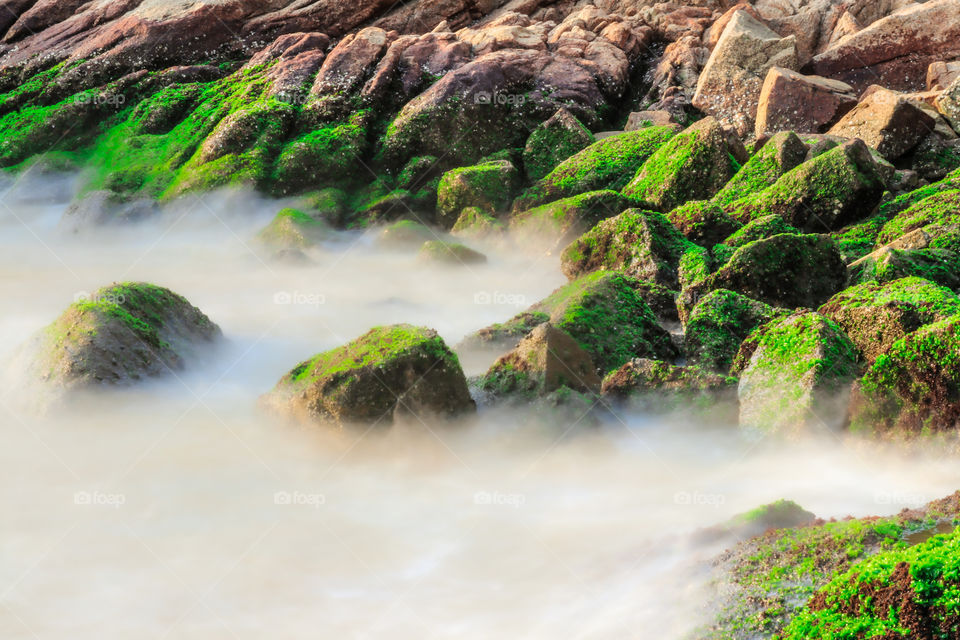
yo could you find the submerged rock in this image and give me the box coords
[23,282,221,390]
[59,191,159,233]
[416,240,487,265]
[509,190,632,250]
[375,219,437,249]
[436,159,520,229]
[256,207,329,250]
[263,324,475,427]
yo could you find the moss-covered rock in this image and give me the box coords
[436,159,520,228]
[416,240,487,265]
[450,206,505,239]
[707,499,817,542]
[712,131,808,208]
[256,207,329,250]
[457,311,551,352]
[479,323,601,398]
[876,189,960,246]
[508,189,633,249]
[375,219,438,248]
[299,187,348,226]
[667,200,742,247]
[262,324,475,427]
[683,233,848,312]
[600,358,736,413]
[850,247,960,292]
[464,272,676,373]
[723,139,887,232]
[512,126,675,212]
[522,108,595,182]
[851,316,960,435]
[560,208,700,288]
[25,282,221,390]
[735,312,860,433]
[819,277,960,364]
[779,526,960,640]
[711,214,800,266]
[633,281,681,324]
[396,155,440,192]
[622,116,741,212]
[684,289,785,373]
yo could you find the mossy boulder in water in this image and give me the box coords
[522,108,595,182]
[819,277,960,364]
[436,159,520,229]
[479,323,601,398]
[512,126,675,212]
[600,358,736,413]
[724,140,887,232]
[25,282,221,390]
[508,190,633,250]
[560,209,703,289]
[682,233,848,312]
[684,289,785,373]
[416,240,487,265]
[851,316,960,435]
[263,324,475,427]
[711,131,808,208]
[451,206,505,239]
[256,208,329,250]
[375,220,437,248]
[622,117,742,212]
[734,312,859,433]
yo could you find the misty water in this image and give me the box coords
[2,169,958,639]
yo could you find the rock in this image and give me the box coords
[710,499,817,541]
[512,127,675,212]
[624,110,678,131]
[684,289,785,373]
[23,282,221,390]
[451,206,505,239]
[928,61,960,92]
[724,140,887,233]
[376,220,438,249]
[937,76,960,134]
[851,315,960,434]
[667,200,742,248]
[623,117,742,212]
[508,189,632,251]
[262,324,475,427]
[479,323,601,397]
[256,208,329,250]
[811,0,960,94]
[417,240,487,265]
[58,191,159,233]
[641,35,710,123]
[828,87,937,160]
[691,10,798,136]
[683,234,848,312]
[633,281,681,325]
[819,277,960,365]
[735,312,859,433]
[466,272,677,374]
[720,214,800,251]
[850,247,960,292]
[754,67,857,138]
[712,131,808,209]
[561,209,701,289]
[522,108,595,182]
[600,358,736,413]
[877,189,960,245]
[436,159,520,228]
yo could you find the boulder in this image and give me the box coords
[724,140,887,232]
[713,499,817,541]
[819,277,960,364]
[512,127,675,212]
[600,358,736,412]
[851,316,960,434]
[58,191,159,233]
[624,110,678,131]
[561,209,700,289]
[667,200,742,248]
[451,206,505,239]
[691,10,798,136]
[479,323,601,397]
[877,189,960,245]
[937,76,960,134]
[928,61,960,92]
[508,190,632,250]
[622,117,742,212]
[682,234,848,312]
[256,207,329,250]
[23,282,221,390]
[850,247,960,292]
[522,108,595,182]
[712,131,808,209]
[416,240,487,265]
[684,289,785,373]
[735,312,860,433]
[436,159,520,228]
[828,87,937,160]
[375,219,437,249]
[755,67,857,138]
[262,324,475,427]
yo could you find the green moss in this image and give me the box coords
[685,289,785,373]
[436,159,518,225]
[712,132,807,208]
[271,110,369,195]
[852,248,960,291]
[510,190,633,243]
[256,207,328,249]
[877,189,960,245]
[522,110,594,182]
[417,240,486,265]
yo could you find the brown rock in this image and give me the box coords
[828,87,937,160]
[311,27,395,97]
[692,10,798,136]
[928,61,960,92]
[937,76,960,134]
[755,67,857,138]
[625,110,677,131]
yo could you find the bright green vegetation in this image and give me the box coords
[852,248,960,291]
[513,127,675,211]
[712,131,807,208]
[684,289,785,373]
[436,159,519,226]
[509,189,632,243]
[667,200,741,247]
[877,189,960,245]
[417,240,486,265]
[451,206,505,238]
[779,527,960,639]
[522,109,594,182]
[600,358,736,412]
[623,118,738,212]
[821,277,960,321]
[831,216,889,263]
[256,207,328,249]
[722,215,799,248]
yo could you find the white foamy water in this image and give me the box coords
[1,169,958,639]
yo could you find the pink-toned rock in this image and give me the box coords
[755,67,857,138]
[828,87,937,160]
[703,2,763,51]
[311,27,395,96]
[625,110,678,131]
[928,61,960,92]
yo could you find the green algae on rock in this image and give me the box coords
[436,159,520,229]
[416,240,487,265]
[263,324,475,427]
[600,358,736,414]
[375,219,438,249]
[667,200,742,248]
[521,108,595,183]
[26,282,221,390]
[508,189,633,250]
[711,131,807,209]
[256,207,329,250]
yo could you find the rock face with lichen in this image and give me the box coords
[262,324,475,426]
[22,282,221,390]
